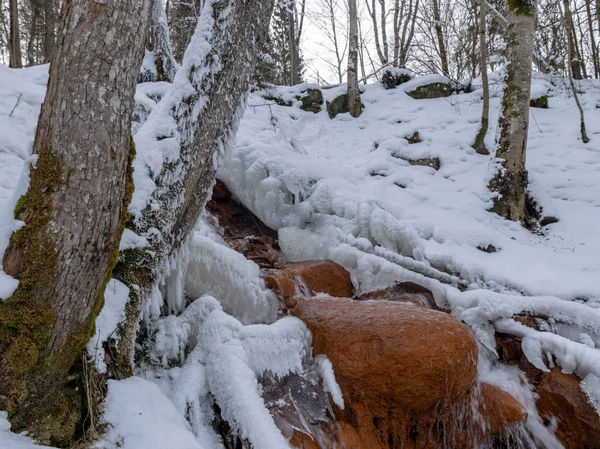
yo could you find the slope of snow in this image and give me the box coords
[219,74,600,412]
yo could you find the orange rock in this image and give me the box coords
[266,260,354,300]
[537,367,600,449]
[292,297,479,448]
[478,382,527,435]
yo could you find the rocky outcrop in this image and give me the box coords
[496,327,600,449]
[537,368,600,449]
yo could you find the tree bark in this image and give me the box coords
[473,0,490,155]
[0,0,151,444]
[489,0,535,222]
[43,0,55,62]
[9,0,22,68]
[348,0,361,117]
[112,0,275,378]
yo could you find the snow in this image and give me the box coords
[87,279,131,373]
[184,232,277,324]
[95,378,206,449]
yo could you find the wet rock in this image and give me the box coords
[478,383,527,435]
[530,95,549,109]
[358,281,437,309]
[477,244,497,253]
[211,179,232,202]
[264,260,354,300]
[406,81,452,99]
[537,368,600,449]
[297,89,323,113]
[292,297,479,448]
[206,181,279,244]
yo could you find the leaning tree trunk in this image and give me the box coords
[347,0,361,117]
[43,0,55,62]
[9,0,22,68]
[111,0,275,378]
[489,0,535,222]
[472,0,490,155]
[0,0,151,444]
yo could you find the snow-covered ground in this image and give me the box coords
[1,62,600,448]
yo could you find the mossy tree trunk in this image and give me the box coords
[0,0,151,444]
[489,0,535,222]
[112,0,275,377]
[472,0,490,155]
[347,0,361,117]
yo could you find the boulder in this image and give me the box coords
[326,94,349,118]
[530,95,549,109]
[297,88,323,113]
[406,81,452,99]
[291,297,479,448]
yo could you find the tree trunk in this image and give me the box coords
[0,0,151,444]
[43,0,55,62]
[9,0,22,68]
[288,1,299,84]
[432,0,448,74]
[348,0,361,117]
[152,0,178,82]
[563,0,589,142]
[112,0,275,378]
[472,0,490,155]
[489,0,535,222]
[585,0,598,78]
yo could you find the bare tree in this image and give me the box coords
[9,0,22,67]
[432,0,449,74]
[309,0,348,82]
[43,0,54,62]
[0,0,152,444]
[392,0,419,66]
[489,0,536,222]
[348,0,361,116]
[563,0,589,142]
[472,0,489,154]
